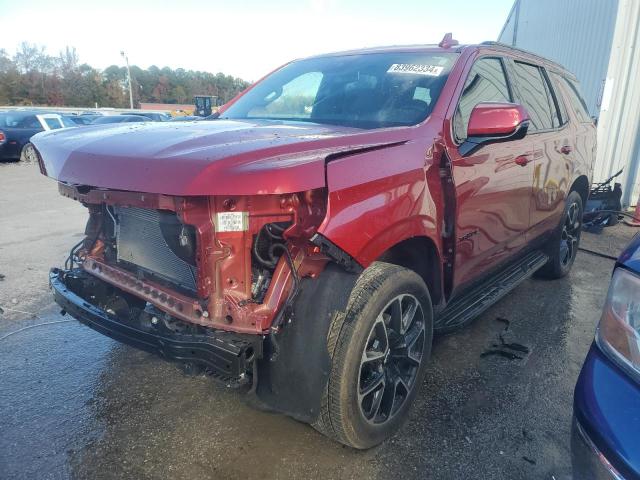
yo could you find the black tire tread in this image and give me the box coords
[317,261,429,448]
[537,190,583,279]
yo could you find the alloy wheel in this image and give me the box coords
[358,294,425,425]
[560,200,581,267]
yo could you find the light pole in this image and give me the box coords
[120,51,134,109]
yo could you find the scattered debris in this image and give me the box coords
[583,168,623,232]
[481,349,523,360]
[481,317,530,361]
[522,456,536,465]
[496,317,510,329]
[0,273,5,281]
[11,298,18,304]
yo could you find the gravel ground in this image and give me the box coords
[0,160,636,479]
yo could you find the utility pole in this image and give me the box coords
[120,51,134,109]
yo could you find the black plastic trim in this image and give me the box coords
[49,269,259,384]
[459,120,530,157]
[310,233,364,273]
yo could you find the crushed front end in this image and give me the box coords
[50,182,330,385]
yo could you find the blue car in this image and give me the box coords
[573,233,640,479]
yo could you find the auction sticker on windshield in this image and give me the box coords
[387,64,444,76]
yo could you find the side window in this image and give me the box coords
[540,69,563,127]
[44,117,63,130]
[511,61,555,131]
[17,115,42,129]
[549,72,569,125]
[557,74,591,123]
[454,57,511,142]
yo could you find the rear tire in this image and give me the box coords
[537,191,583,279]
[314,262,433,449]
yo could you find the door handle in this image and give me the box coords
[560,145,573,155]
[515,155,531,167]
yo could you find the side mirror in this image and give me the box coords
[460,103,530,156]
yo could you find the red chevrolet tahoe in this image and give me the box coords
[32,37,595,449]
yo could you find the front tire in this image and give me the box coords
[315,262,433,449]
[537,191,583,279]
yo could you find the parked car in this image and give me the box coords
[32,37,596,448]
[0,111,74,161]
[123,111,171,122]
[91,115,151,124]
[65,114,101,126]
[573,234,640,479]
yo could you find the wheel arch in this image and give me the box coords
[570,175,590,206]
[375,235,443,308]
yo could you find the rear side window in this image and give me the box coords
[454,57,512,142]
[511,61,557,131]
[540,70,564,127]
[17,115,42,129]
[43,117,63,130]
[550,73,569,125]
[555,74,591,123]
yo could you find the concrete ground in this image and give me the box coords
[0,161,636,480]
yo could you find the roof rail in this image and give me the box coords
[479,41,568,71]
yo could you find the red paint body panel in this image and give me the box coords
[467,103,530,137]
[37,43,595,334]
[319,137,442,268]
[32,119,398,196]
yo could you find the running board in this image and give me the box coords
[434,251,549,333]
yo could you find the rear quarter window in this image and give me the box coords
[552,73,591,123]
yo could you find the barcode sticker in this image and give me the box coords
[216,211,248,232]
[387,64,444,76]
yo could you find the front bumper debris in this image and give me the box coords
[49,268,261,385]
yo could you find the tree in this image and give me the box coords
[0,43,250,108]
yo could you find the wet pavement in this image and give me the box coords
[1,161,637,479]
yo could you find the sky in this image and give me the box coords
[0,0,514,81]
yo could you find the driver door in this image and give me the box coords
[447,56,534,291]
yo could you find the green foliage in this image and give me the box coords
[0,43,250,108]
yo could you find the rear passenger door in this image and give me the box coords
[447,57,535,290]
[507,60,573,238]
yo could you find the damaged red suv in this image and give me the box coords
[32,37,595,448]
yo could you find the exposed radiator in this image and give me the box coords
[115,206,197,292]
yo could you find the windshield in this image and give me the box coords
[221,52,457,129]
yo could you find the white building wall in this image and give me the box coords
[595,0,640,206]
[499,0,640,207]
[498,0,618,116]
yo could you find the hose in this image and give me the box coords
[253,227,278,268]
[0,320,75,342]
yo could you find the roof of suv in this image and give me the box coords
[307,41,572,77]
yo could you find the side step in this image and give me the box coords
[434,250,549,334]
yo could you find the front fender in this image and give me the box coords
[317,143,443,267]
